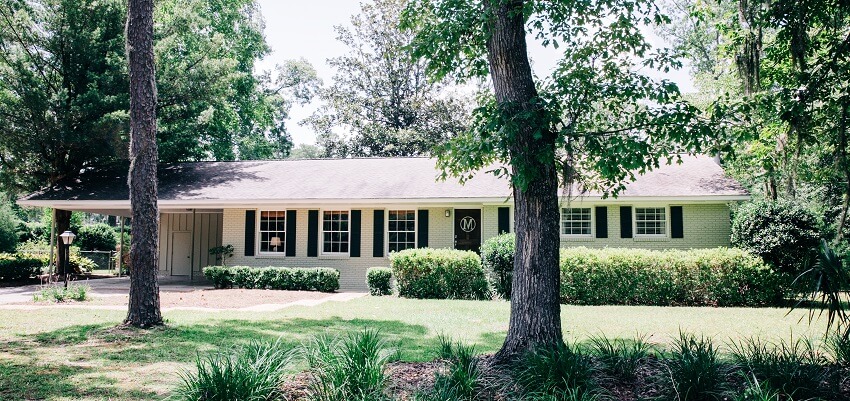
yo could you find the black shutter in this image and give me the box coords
[285,210,297,256]
[620,206,633,238]
[671,206,684,238]
[350,210,361,257]
[498,207,510,234]
[307,210,319,257]
[244,210,255,256]
[417,210,429,248]
[595,206,608,238]
[373,210,385,257]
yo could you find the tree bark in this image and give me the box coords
[124,0,162,328]
[486,0,564,361]
[54,209,71,277]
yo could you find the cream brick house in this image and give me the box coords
[18,155,749,290]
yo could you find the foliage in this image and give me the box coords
[32,284,88,303]
[730,336,829,399]
[389,248,489,300]
[513,342,599,400]
[0,253,45,281]
[480,233,515,300]
[366,267,393,296]
[734,375,780,401]
[174,339,293,401]
[826,330,850,366]
[208,245,234,267]
[0,0,316,194]
[559,247,785,307]
[307,0,469,158]
[588,334,652,381]
[0,197,20,253]
[76,224,117,251]
[427,336,481,401]
[303,329,391,401]
[665,333,730,401]
[202,266,340,292]
[69,253,97,273]
[731,201,821,275]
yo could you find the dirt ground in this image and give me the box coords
[28,288,334,309]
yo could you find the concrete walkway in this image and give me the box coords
[0,276,367,312]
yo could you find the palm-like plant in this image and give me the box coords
[790,240,850,340]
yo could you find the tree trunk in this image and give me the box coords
[486,0,564,361]
[124,0,162,328]
[54,209,71,277]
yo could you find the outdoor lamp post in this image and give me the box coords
[59,230,76,288]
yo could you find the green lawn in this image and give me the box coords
[0,296,830,400]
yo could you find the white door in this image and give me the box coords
[170,232,192,276]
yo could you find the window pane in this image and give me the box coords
[387,209,416,253]
[259,210,286,253]
[561,208,591,235]
[321,210,350,254]
[635,207,667,235]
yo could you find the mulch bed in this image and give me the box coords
[279,355,850,401]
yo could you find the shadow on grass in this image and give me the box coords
[0,362,160,400]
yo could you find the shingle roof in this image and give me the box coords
[18,155,748,205]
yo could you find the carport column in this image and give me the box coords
[54,209,72,277]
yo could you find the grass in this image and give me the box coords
[0,296,833,400]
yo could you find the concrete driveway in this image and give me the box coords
[0,276,211,305]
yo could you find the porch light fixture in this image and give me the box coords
[445,210,451,218]
[270,236,282,252]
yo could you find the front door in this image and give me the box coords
[170,232,192,276]
[454,209,482,253]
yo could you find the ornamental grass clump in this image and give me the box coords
[513,342,601,400]
[588,334,652,381]
[304,329,392,401]
[174,339,293,401]
[428,336,482,401]
[729,336,829,399]
[665,332,730,401]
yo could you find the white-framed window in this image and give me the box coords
[635,207,667,236]
[561,208,592,236]
[258,210,286,254]
[388,210,416,253]
[322,210,350,254]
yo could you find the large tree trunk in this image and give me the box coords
[124,0,162,328]
[54,209,71,277]
[486,0,564,361]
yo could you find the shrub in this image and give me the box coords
[730,337,829,399]
[514,342,600,399]
[304,329,391,401]
[665,333,729,401]
[367,267,393,296]
[0,200,19,253]
[32,284,88,302]
[76,223,117,251]
[69,253,97,273]
[202,266,340,292]
[559,247,786,307]
[174,339,293,401]
[731,201,821,275]
[481,233,515,299]
[390,248,489,300]
[203,266,234,289]
[0,253,45,281]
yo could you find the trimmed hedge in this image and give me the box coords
[366,267,393,296]
[481,233,515,299]
[202,266,340,292]
[389,248,489,300]
[0,253,46,281]
[559,247,787,307]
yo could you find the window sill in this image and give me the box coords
[560,236,594,242]
[255,254,286,259]
[319,254,350,260]
[633,236,670,242]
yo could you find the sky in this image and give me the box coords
[254,1,696,145]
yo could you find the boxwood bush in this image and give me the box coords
[0,253,46,281]
[389,248,489,300]
[366,267,393,296]
[202,266,340,292]
[559,247,786,306]
[481,233,515,299]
